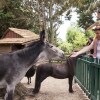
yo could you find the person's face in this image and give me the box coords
[95,30,100,39]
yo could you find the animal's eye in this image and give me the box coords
[50,45,53,48]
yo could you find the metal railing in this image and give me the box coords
[75,56,100,100]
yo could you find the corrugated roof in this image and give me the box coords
[0,37,39,45]
[2,28,39,38]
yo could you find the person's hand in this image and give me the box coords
[88,53,97,58]
[88,53,92,56]
[70,52,79,57]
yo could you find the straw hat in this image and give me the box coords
[93,25,100,31]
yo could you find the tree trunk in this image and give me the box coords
[42,1,48,40]
[49,0,54,44]
[0,82,34,99]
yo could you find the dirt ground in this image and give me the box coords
[18,76,90,100]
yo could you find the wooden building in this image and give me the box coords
[0,28,39,54]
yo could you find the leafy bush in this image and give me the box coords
[56,38,73,55]
[57,26,94,55]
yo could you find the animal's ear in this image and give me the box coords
[40,30,45,42]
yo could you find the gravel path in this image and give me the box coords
[20,76,90,100]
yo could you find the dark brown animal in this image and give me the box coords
[25,66,35,84]
[33,56,78,94]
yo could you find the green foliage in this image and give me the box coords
[56,38,73,55]
[73,32,87,50]
[57,26,94,55]
[85,30,95,38]
[67,26,82,43]
[0,0,39,37]
[57,26,95,54]
[76,0,97,30]
[77,12,94,30]
[0,10,15,37]
[67,26,87,50]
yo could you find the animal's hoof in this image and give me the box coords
[33,89,39,94]
[27,83,29,85]
[69,89,74,93]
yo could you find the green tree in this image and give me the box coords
[0,0,98,42]
[66,26,87,50]
[56,38,73,55]
[76,0,100,30]
[66,26,82,44]
[0,0,36,37]
[77,12,94,30]
[85,30,94,38]
[29,0,89,43]
[73,32,87,50]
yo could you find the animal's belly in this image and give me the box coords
[52,69,68,79]
[52,74,68,79]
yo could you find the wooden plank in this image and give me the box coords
[0,45,12,53]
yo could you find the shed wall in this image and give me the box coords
[0,45,12,54]
[4,31,22,38]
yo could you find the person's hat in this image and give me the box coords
[93,25,100,31]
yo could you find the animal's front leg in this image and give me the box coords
[33,80,41,94]
[68,76,74,93]
[5,84,15,100]
[33,74,41,94]
[33,73,48,94]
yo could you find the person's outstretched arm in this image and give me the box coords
[86,22,99,31]
[71,42,93,57]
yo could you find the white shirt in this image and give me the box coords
[97,40,100,59]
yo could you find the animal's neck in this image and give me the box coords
[17,41,43,67]
[66,57,77,73]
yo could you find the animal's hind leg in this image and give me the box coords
[30,77,31,83]
[68,76,74,93]
[27,77,29,84]
[33,73,48,94]
[4,84,15,100]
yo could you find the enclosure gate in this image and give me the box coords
[75,56,100,100]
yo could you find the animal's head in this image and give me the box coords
[35,30,65,62]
